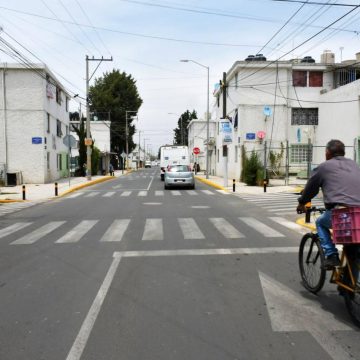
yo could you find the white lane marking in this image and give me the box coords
[11,221,66,245]
[186,190,198,196]
[100,219,130,242]
[209,218,244,238]
[171,190,181,196]
[103,192,116,197]
[142,219,163,241]
[65,255,122,360]
[269,217,308,235]
[191,206,210,209]
[178,218,205,239]
[201,190,214,195]
[66,192,84,199]
[113,247,298,258]
[155,190,164,196]
[0,222,32,239]
[238,217,284,238]
[112,184,122,189]
[120,191,132,197]
[146,176,154,190]
[143,202,162,205]
[259,272,352,360]
[55,220,98,243]
[84,192,99,198]
[138,191,148,197]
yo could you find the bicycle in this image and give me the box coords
[298,206,360,327]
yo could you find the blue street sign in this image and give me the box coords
[32,137,42,144]
[246,133,256,140]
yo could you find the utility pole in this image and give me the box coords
[125,111,137,171]
[85,55,112,180]
[138,130,141,168]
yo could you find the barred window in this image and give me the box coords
[292,71,307,87]
[290,144,312,163]
[291,108,318,125]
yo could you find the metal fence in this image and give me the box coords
[242,141,356,186]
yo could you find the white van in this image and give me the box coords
[145,160,151,168]
[160,145,190,181]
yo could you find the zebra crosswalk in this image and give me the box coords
[0,216,309,246]
[0,201,44,217]
[235,192,324,215]
[65,189,222,199]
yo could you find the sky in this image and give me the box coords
[0,0,360,154]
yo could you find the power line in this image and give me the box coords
[272,0,358,6]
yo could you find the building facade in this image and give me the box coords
[211,51,360,181]
[0,63,70,184]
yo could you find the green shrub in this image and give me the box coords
[242,149,263,186]
[91,146,101,175]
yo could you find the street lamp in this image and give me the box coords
[143,138,149,164]
[180,59,210,179]
[168,112,183,145]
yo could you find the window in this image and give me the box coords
[290,144,312,163]
[56,119,62,137]
[293,71,307,87]
[66,97,69,112]
[235,145,238,163]
[309,71,323,87]
[47,152,50,170]
[217,149,219,162]
[291,108,318,125]
[57,154,62,170]
[47,113,50,133]
[56,87,62,105]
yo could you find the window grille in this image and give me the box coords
[291,108,318,125]
[290,144,312,163]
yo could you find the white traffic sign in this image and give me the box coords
[63,135,78,148]
[120,152,126,158]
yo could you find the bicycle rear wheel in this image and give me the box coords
[299,233,326,293]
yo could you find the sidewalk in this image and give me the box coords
[0,170,130,202]
[195,172,306,195]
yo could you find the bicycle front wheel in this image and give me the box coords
[299,233,326,293]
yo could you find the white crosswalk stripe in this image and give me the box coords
[55,220,98,243]
[66,192,84,199]
[1,215,307,245]
[120,191,132,197]
[0,222,32,239]
[0,201,43,217]
[171,190,181,196]
[103,192,116,197]
[100,219,130,242]
[178,218,205,239]
[201,190,214,195]
[186,190,198,196]
[11,221,66,245]
[209,218,244,238]
[238,217,284,237]
[155,191,164,196]
[236,192,323,215]
[138,191,148,197]
[84,192,99,198]
[142,219,163,240]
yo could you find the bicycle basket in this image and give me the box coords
[332,207,360,244]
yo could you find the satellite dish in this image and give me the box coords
[257,131,266,140]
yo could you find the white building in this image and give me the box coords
[187,119,216,174]
[211,51,360,181]
[0,63,71,184]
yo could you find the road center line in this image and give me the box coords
[146,176,154,191]
[65,255,122,360]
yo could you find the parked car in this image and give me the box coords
[164,165,195,190]
[145,160,152,168]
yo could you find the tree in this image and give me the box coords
[89,69,143,164]
[173,110,197,145]
[70,112,87,176]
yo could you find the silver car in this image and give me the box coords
[164,165,195,190]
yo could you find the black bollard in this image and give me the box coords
[263,179,268,193]
[22,185,26,200]
[55,182,58,196]
[233,179,235,192]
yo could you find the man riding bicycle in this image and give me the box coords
[297,139,360,269]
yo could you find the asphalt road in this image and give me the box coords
[0,168,359,360]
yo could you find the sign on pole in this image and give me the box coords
[193,147,200,155]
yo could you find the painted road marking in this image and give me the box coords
[66,192,84,199]
[120,191,132,197]
[103,192,116,197]
[84,192,99,198]
[138,191,148,197]
[186,190,198,196]
[178,218,205,239]
[142,219,163,241]
[209,218,244,238]
[239,217,284,238]
[155,191,164,196]
[56,220,98,243]
[11,221,66,245]
[100,219,131,242]
[171,190,181,196]
[0,222,32,239]
[201,190,214,195]
[269,217,308,235]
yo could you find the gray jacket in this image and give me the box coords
[298,156,360,209]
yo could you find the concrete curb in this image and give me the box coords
[58,176,115,197]
[296,217,316,231]
[195,176,226,191]
[0,199,25,203]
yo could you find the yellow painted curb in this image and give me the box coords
[296,217,316,231]
[0,199,25,203]
[59,176,115,197]
[195,177,227,191]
